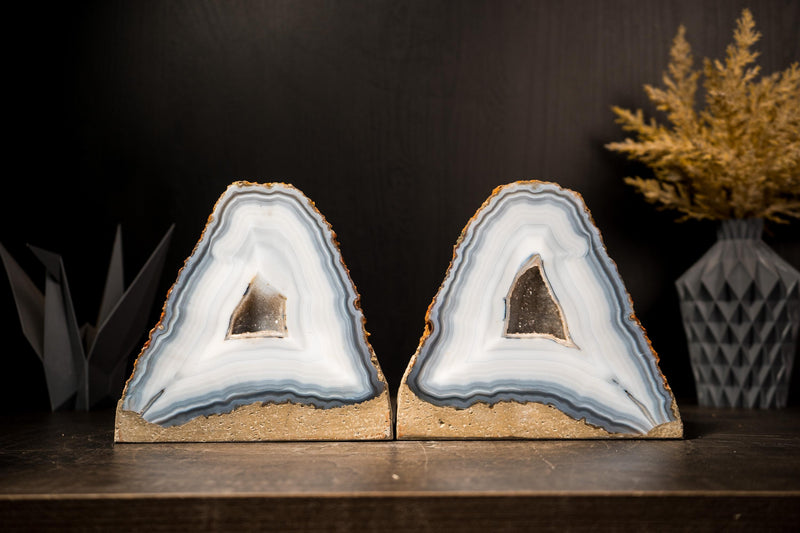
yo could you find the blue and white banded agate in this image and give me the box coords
[403,181,679,435]
[121,183,385,427]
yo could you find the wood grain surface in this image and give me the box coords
[1,407,799,531]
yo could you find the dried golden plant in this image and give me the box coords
[606,9,800,222]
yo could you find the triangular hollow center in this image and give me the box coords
[226,275,287,339]
[505,255,569,342]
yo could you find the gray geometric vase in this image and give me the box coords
[676,219,800,408]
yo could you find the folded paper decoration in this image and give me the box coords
[115,182,392,442]
[397,181,682,439]
[0,226,173,411]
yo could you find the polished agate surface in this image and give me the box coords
[122,183,384,427]
[405,181,677,434]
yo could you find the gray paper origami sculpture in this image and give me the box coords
[0,226,174,410]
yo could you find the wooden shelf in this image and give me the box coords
[1,406,799,531]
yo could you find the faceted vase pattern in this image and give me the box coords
[676,219,800,408]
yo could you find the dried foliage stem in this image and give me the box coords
[606,9,800,223]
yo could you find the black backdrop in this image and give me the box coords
[3,0,799,412]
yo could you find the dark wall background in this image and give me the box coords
[3,0,799,412]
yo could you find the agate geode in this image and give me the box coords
[115,182,392,441]
[397,181,682,439]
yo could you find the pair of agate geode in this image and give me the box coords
[115,181,682,442]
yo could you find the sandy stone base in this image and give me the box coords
[115,390,393,442]
[396,383,682,439]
